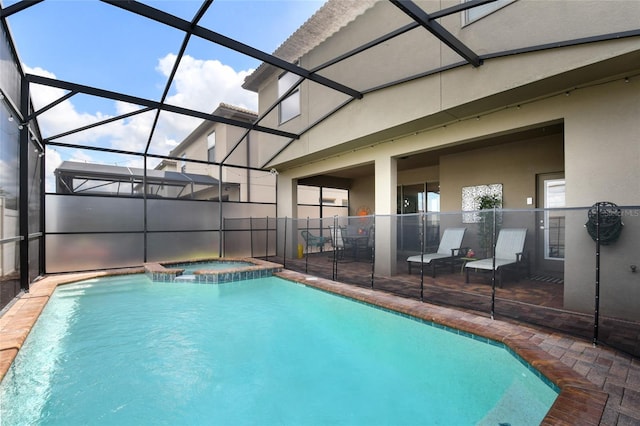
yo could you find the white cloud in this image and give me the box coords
[44,148,62,193]
[158,53,257,112]
[27,66,113,145]
[154,54,257,146]
[27,56,257,191]
[27,55,257,157]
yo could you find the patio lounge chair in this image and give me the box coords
[301,230,327,252]
[407,228,467,277]
[465,228,528,287]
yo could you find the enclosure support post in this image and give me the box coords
[19,76,30,291]
[370,216,375,290]
[218,166,223,257]
[283,216,287,269]
[265,216,269,260]
[490,207,497,320]
[419,213,425,302]
[305,217,310,274]
[143,156,148,263]
[250,216,254,258]
[332,216,338,281]
[594,204,601,347]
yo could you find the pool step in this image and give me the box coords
[174,274,197,283]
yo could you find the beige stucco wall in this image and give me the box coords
[440,136,564,211]
[170,120,279,203]
[275,75,640,318]
[398,166,439,188]
[562,77,640,319]
[254,0,640,169]
[262,0,640,318]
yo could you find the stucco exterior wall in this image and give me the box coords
[253,0,640,169]
[349,176,375,216]
[258,0,640,319]
[274,74,640,318]
[562,77,640,319]
[440,136,564,211]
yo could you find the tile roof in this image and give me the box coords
[243,0,377,91]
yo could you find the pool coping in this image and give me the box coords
[0,266,607,424]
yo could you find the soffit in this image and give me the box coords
[309,122,564,182]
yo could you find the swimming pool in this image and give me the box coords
[0,274,557,425]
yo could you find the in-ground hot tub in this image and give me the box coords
[144,258,282,284]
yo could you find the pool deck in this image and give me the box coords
[0,267,638,425]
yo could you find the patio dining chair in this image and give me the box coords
[300,230,327,253]
[407,228,467,277]
[464,228,528,287]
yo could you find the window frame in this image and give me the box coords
[207,131,216,163]
[463,0,516,25]
[277,71,301,124]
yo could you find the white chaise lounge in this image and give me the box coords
[464,228,528,287]
[407,228,467,277]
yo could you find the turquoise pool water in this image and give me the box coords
[0,275,557,425]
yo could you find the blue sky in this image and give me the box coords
[3,0,323,187]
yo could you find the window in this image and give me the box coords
[544,179,565,260]
[464,0,515,24]
[181,154,186,173]
[207,131,216,163]
[278,71,300,124]
[397,183,439,214]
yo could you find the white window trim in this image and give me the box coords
[278,71,301,124]
[207,131,216,163]
[462,0,516,26]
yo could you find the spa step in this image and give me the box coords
[174,274,197,283]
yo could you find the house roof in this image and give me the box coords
[55,161,221,187]
[216,103,257,119]
[242,0,377,92]
[168,102,258,157]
